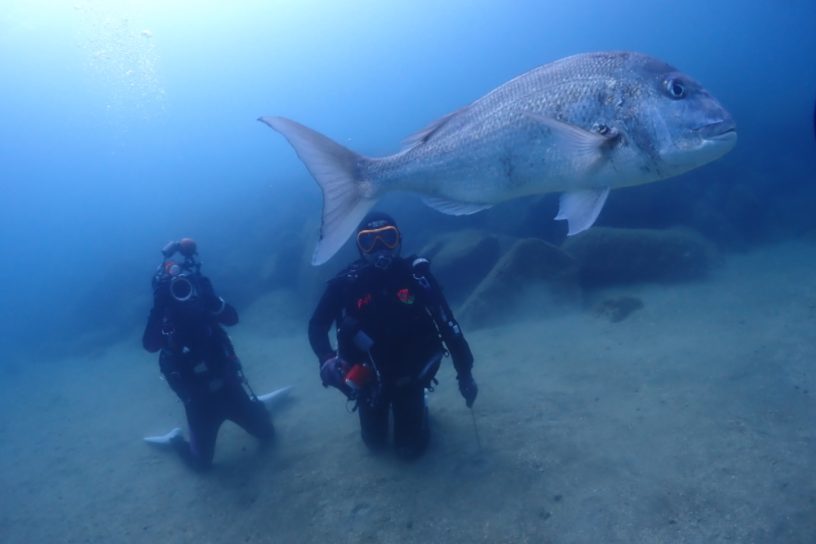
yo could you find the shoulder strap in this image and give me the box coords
[410,256,433,291]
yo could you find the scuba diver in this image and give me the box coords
[142,238,289,471]
[308,212,478,459]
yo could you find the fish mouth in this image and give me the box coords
[697,120,737,141]
[665,118,737,168]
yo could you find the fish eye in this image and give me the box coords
[665,78,686,99]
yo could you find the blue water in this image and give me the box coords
[0,1,813,355]
[2,0,815,361]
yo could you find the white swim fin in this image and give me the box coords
[258,385,293,412]
[143,427,183,447]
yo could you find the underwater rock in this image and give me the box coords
[419,229,504,305]
[592,295,644,323]
[458,238,580,329]
[562,227,718,287]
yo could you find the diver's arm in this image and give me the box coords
[434,296,474,378]
[211,298,238,326]
[414,266,479,408]
[415,260,474,377]
[199,276,238,326]
[417,263,478,406]
[142,305,165,353]
[143,276,171,353]
[143,278,171,353]
[308,281,342,365]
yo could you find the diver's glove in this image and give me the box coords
[151,280,172,311]
[197,277,220,311]
[457,372,478,408]
[320,356,354,399]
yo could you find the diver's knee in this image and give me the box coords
[395,428,429,461]
[361,430,387,452]
[185,453,214,472]
[395,439,428,461]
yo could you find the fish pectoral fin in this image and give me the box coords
[525,113,614,170]
[555,188,610,235]
[422,196,493,216]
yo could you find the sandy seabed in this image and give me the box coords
[1,241,814,544]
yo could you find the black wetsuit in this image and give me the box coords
[308,256,474,458]
[143,273,272,470]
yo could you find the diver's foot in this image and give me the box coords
[144,427,183,447]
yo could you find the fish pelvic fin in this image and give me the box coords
[556,187,610,235]
[259,116,376,265]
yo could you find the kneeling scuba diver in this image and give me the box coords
[142,238,292,471]
[308,212,478,459]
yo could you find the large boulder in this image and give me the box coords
[419,229,505,305]
[562,227,719,287]
[458,238,581,329]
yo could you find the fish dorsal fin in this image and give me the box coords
[402,106,469,150]
[555,187,610,235]
[525,113,616,170]
[422,196,493,216]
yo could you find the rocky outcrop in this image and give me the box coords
[419,229,504,306]
[562,227,719,287]
[458,238,581,329]
[592,295,644,323]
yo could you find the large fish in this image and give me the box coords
[261,51,736,265]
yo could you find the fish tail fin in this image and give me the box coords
[259,116,376,265]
